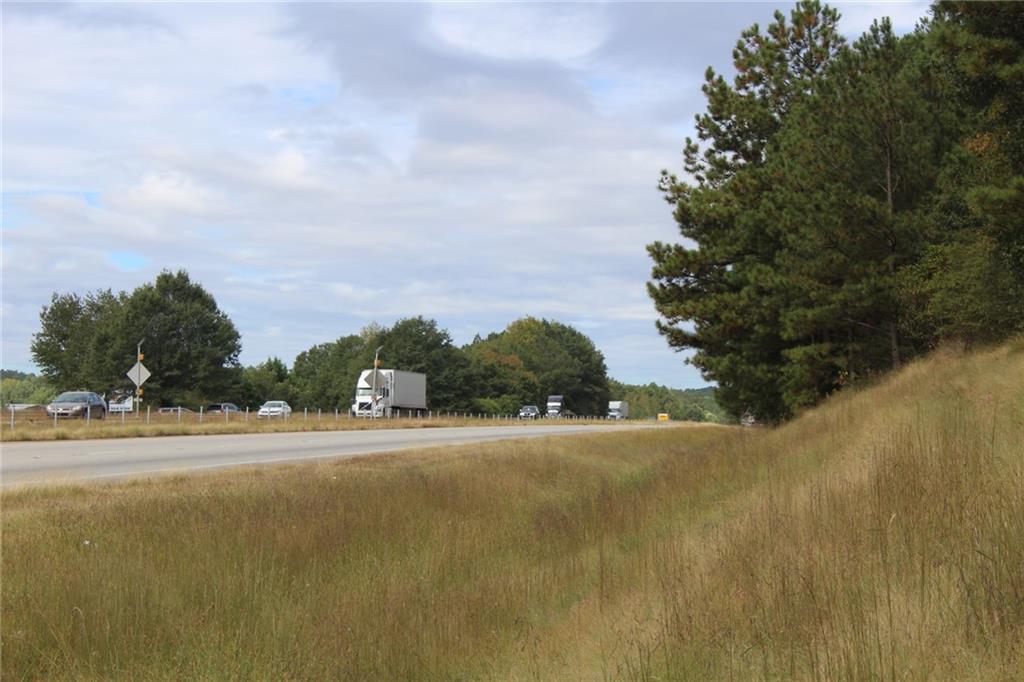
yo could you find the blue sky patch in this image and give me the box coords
[275,83,337,109]
[106,251,150,272]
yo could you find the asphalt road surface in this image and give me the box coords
[1,424,649,486]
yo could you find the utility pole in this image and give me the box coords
[371,346,383,420]
[136,340,144,415]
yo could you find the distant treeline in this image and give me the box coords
[649,1,1024,422]
[0,372,55,407]
[607,381,732,423]
[19,269,715,417]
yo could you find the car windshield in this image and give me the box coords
[264,402,284,408]
[53,392,91,403]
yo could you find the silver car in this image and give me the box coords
[46,391,107,419]
[257,401,292,419]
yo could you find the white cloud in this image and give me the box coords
[429,3,607,62]
[113,171,214,215]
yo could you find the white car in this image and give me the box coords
[257,400,292,419]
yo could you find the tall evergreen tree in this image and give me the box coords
[649,1,844,421]
[903,2,1024,344]
[770,21,958,408]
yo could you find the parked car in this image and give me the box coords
[204,402,241,415]
[257,401,292,419]
[46,391,107,419]
[518,405,541,419]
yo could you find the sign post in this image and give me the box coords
[127,341,151,415]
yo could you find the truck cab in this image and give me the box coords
[351,369,427,418]
[352,369,386,418]
[546,394,565,418]
[607,400,629,420]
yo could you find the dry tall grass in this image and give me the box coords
[2,340,1021,680]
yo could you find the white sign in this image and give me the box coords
[127,361,151,387]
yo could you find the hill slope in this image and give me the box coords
[2,340,1021,679]
[619,339,1024,679]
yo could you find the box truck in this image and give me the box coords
[546,394,565,418]
[351,369,427,418]
[607,400,629,420]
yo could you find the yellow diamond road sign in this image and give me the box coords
[128,361,151,387]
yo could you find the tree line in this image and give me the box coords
[24,270,635,416]
[649,1,1023,422]
[253,316,613,415]
[606,381,730,423]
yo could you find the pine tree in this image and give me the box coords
[769,21,958,408]
[649,1,844,421]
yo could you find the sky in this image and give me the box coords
[1,1,930,388]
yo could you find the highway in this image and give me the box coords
[1,424,646,486]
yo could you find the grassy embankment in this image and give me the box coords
[0,413,617,443]
[2,340,1022,679]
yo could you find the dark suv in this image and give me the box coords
[46,391,107,419]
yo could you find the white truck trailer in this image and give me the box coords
[351,369,427,418]
[607,400,629,420]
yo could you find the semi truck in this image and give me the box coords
[607,400,629,420]
[351,369,427,418]
[546,394,565,418]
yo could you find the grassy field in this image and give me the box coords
[0,412,617,443]
[2,340,1022,679]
